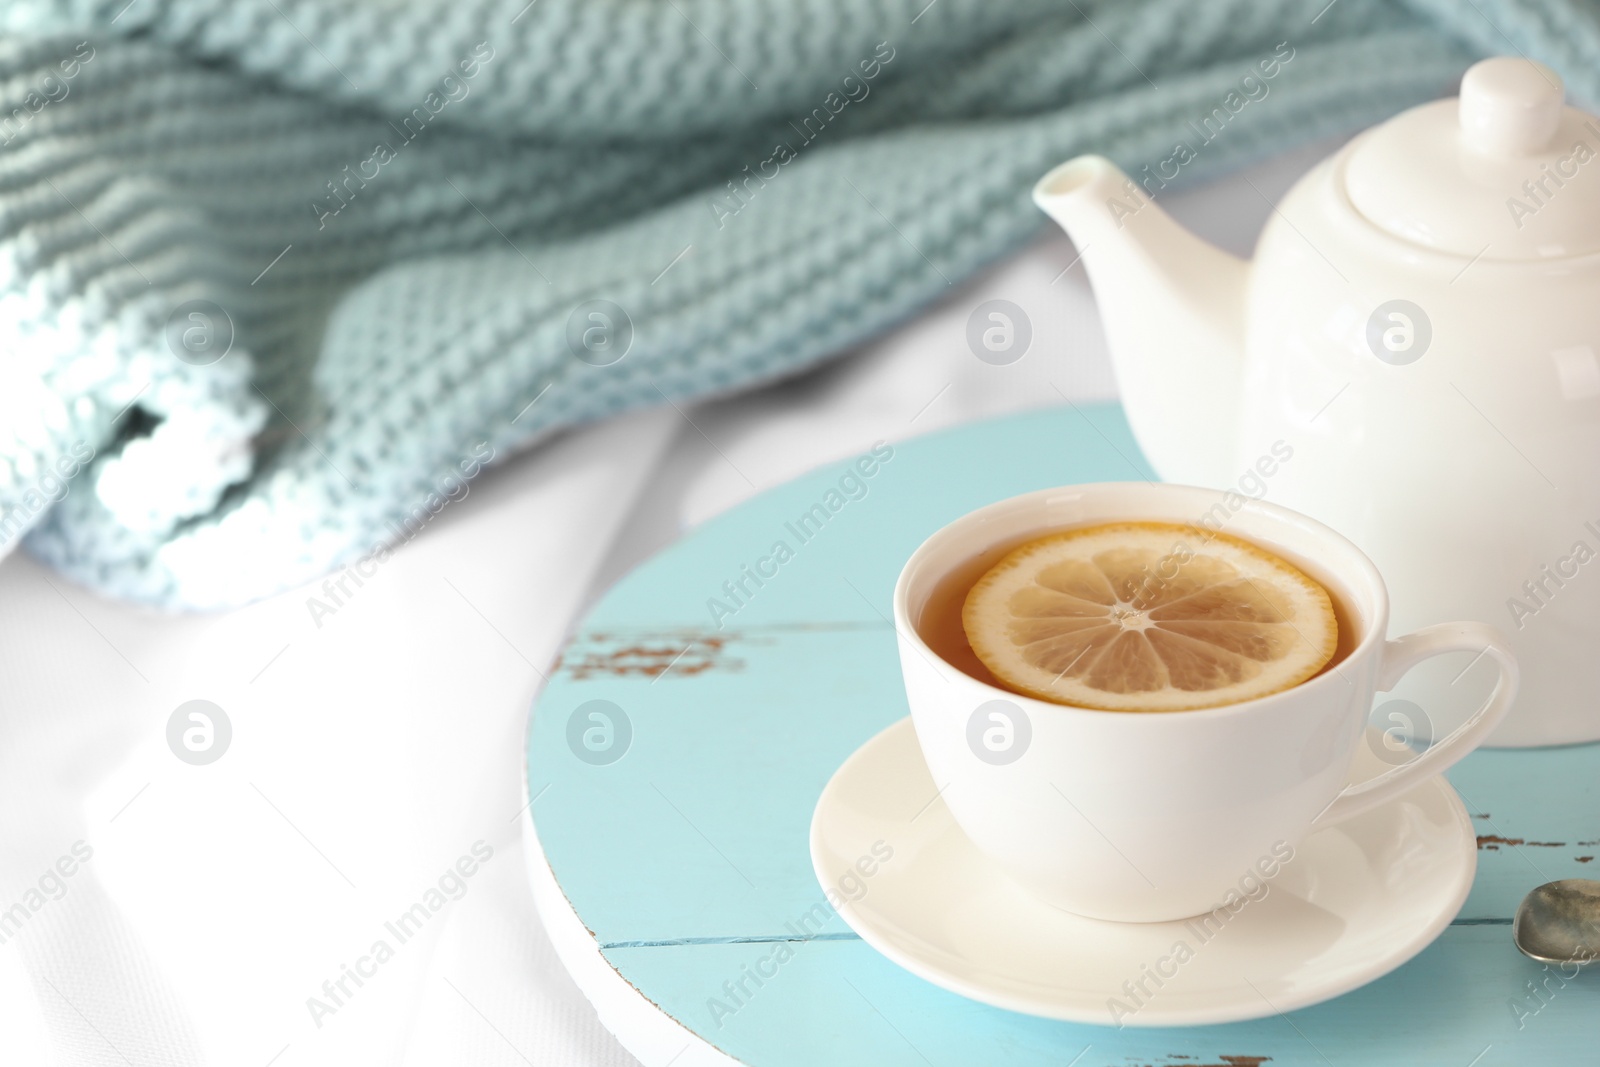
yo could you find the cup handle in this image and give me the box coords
[1311,622,1518,829]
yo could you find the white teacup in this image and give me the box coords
[894,482,1517,923]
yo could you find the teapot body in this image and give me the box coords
[1236,143,1600,745]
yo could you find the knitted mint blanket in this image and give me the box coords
[0,0,1579,608]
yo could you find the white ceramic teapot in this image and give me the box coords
[1034,57,1600,746]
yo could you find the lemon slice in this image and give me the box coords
[962,522,1337,712]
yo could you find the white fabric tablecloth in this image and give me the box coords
[0,142,1330,1066]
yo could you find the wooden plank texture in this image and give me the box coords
[528,405,1600,1065]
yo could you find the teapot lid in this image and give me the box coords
[1343,57,1600,260]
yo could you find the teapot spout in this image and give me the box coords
[1034,156,1247,488]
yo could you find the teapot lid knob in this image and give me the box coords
[1459,57,1564,156]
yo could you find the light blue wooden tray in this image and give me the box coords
[526,404,1600,1066]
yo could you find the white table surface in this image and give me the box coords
[0,141,1332,1066]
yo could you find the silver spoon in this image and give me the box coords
[1514,879,1600,966]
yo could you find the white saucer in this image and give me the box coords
[810,718,1477,1027]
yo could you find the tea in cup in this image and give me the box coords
[894,482,1517,922]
